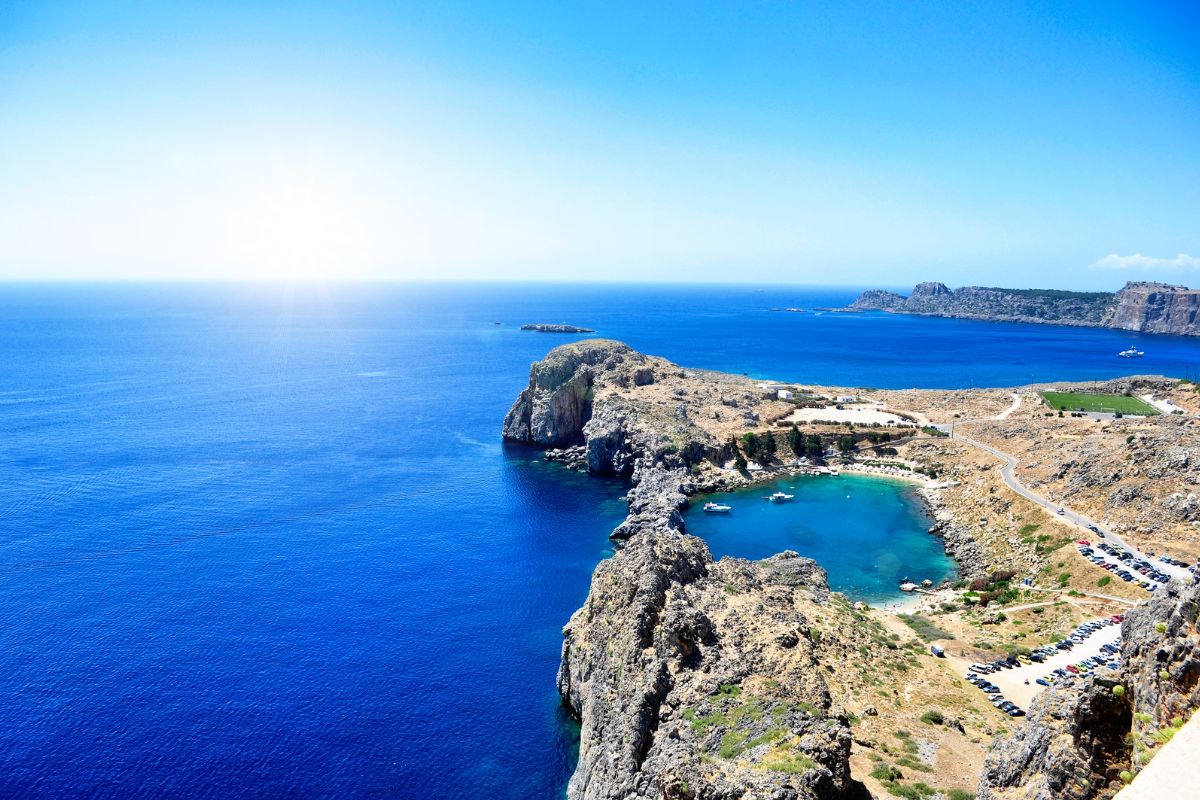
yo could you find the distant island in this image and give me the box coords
[847,281,1200,336]
[520,323,596,333]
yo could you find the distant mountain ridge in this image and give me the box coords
[848,281,1200,336]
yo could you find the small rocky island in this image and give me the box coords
[520,323,596,333]
[504,339,1200,800]
[847,281,1200,336]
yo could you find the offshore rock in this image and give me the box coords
[521,323,597,333]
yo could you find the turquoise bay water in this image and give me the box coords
[1,282,1198,798]
[686,473,954,605]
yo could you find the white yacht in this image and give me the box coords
[767,491,794,503]
[1118,348,1145,358]
[703,502,732,513]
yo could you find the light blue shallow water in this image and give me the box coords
[685,473,954,605]
[1,282,1197,798]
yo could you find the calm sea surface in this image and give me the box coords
[2,282,1198,798]
[686,474,954,605]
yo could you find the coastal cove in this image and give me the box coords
[686,473,956,605]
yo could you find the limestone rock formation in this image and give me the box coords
[848,289,905,310]
[1105,282,1200,336]
[846,281,1200,335]
[502,339,633,447]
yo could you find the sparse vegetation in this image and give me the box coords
[898,614,953,642]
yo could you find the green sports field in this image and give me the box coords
[1040,391,1158,415]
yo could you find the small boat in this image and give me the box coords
[767,491,794,503]
[1118,348,1145,358]
[703,502,732,513]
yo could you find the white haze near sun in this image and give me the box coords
[1,2,1198,287]
[0,97,1010,285]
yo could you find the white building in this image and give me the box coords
[777,389,794,401]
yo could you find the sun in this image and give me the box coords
[243,173,361,282]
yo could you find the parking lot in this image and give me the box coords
[1076,539,1181,592]
[963,617,1122,711]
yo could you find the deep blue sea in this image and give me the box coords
[2,282,1199,799]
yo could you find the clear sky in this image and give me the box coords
[1,1,1198,288]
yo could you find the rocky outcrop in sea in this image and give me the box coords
[521,323,597,333]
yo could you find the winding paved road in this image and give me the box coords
[945,428,1192,583]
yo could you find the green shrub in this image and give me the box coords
[920,710,945,726]
[870,765,902,782]
[1097,576,1112,587]
[1112,685,1125,697]
[1155,622,1168,634]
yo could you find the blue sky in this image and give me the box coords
[1,1,1198,287]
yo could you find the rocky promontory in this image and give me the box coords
[503,340,1200,799]
[848,281,1200,336]
[505,341,866,798]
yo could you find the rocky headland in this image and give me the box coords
[848,282,1200,336]
[503,339,1200,799]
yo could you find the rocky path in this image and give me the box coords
[992,392,1022,420]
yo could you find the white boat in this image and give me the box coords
[703,502,732,513]
[767,491,794,503]
[1118,348,1145,358]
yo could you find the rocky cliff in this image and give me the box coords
[848,281,1200,336]
[1105,283,1200,336]
[979,578,1200,799]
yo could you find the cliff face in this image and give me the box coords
[979,579,1200,799]
[502,339,643,448]
[1106,282,1200,336]
[847,281,1200,336]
